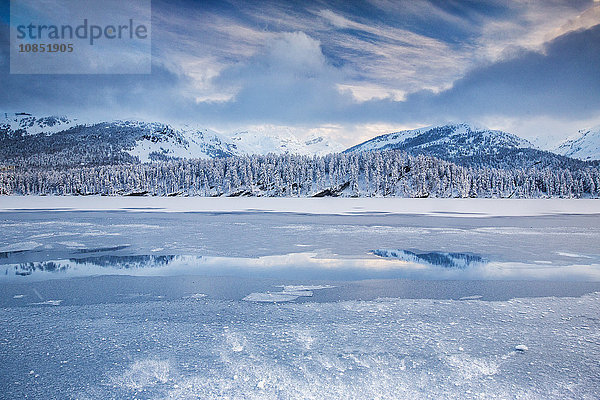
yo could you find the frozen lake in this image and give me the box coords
[1,198,599,399]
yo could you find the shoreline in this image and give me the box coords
[1,195,599,217]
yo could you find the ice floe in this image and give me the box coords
[244,284,335,303]
[459,295,483,300]
[185,293,207,300]
[30,300,62,306]
[515,344,528,352]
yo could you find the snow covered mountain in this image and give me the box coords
[121,121,238,161]
[553,126,600,161]
[2,114,595,169]
[126,123,343,161]
[1,112,79,136]
[342,122,594,170]
[345,123,534,158]
[230,127,343,156]
[0,114,343,165]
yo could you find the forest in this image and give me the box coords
[2,150,599,198]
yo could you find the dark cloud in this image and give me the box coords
[212,24,600,125]
[0,63,194,120]
[421,23,600,120]
[327,24,600,125]
[0,14,194,120]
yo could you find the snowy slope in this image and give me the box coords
[127,123,343,161]
[1,114,343,162]
[0,112,78,136]
[229,127,343,156]
[122,121,238,161]
[345,123,534,157]
[554,126,600,161]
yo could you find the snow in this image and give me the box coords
[125,123,235,162]
[117,359,171,390]
[554,126,600,161]
[126,122,343,161]
[229,126,344,156]
[556,252,592,259]
[459,295,483,300]
[185,293,207,300]
[1,114,343,162]
[2,196,600,217]
[278,284,336,292]
[346,123,534,153]
[0,113,79,136]
[243,292,303,303]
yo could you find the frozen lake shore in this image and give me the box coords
[2,196,600,217]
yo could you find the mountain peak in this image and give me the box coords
[554,126,600,161]
[345,122,533,156]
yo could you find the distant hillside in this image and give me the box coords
[345,123,596,170]
[0,113,342,167]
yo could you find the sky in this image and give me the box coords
[1,0,599,146]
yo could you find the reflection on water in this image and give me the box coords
[2,252,600,282]
[371,249,485,268]
[8,255,179,276]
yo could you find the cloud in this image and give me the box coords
[0,0,598,142]
[302,23,600,128]
[201,31,356,123]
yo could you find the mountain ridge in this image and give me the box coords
[344,122,598,169]
[345,122,534,156]
[0,113,343,162]
[1,113,598,168]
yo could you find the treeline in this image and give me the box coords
[2,150,599,198]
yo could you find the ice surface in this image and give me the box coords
[2,196,600,217]
[1,292,599,399]
[0,241,43,253]
[0,201,598,398]
[1,201,599,269]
